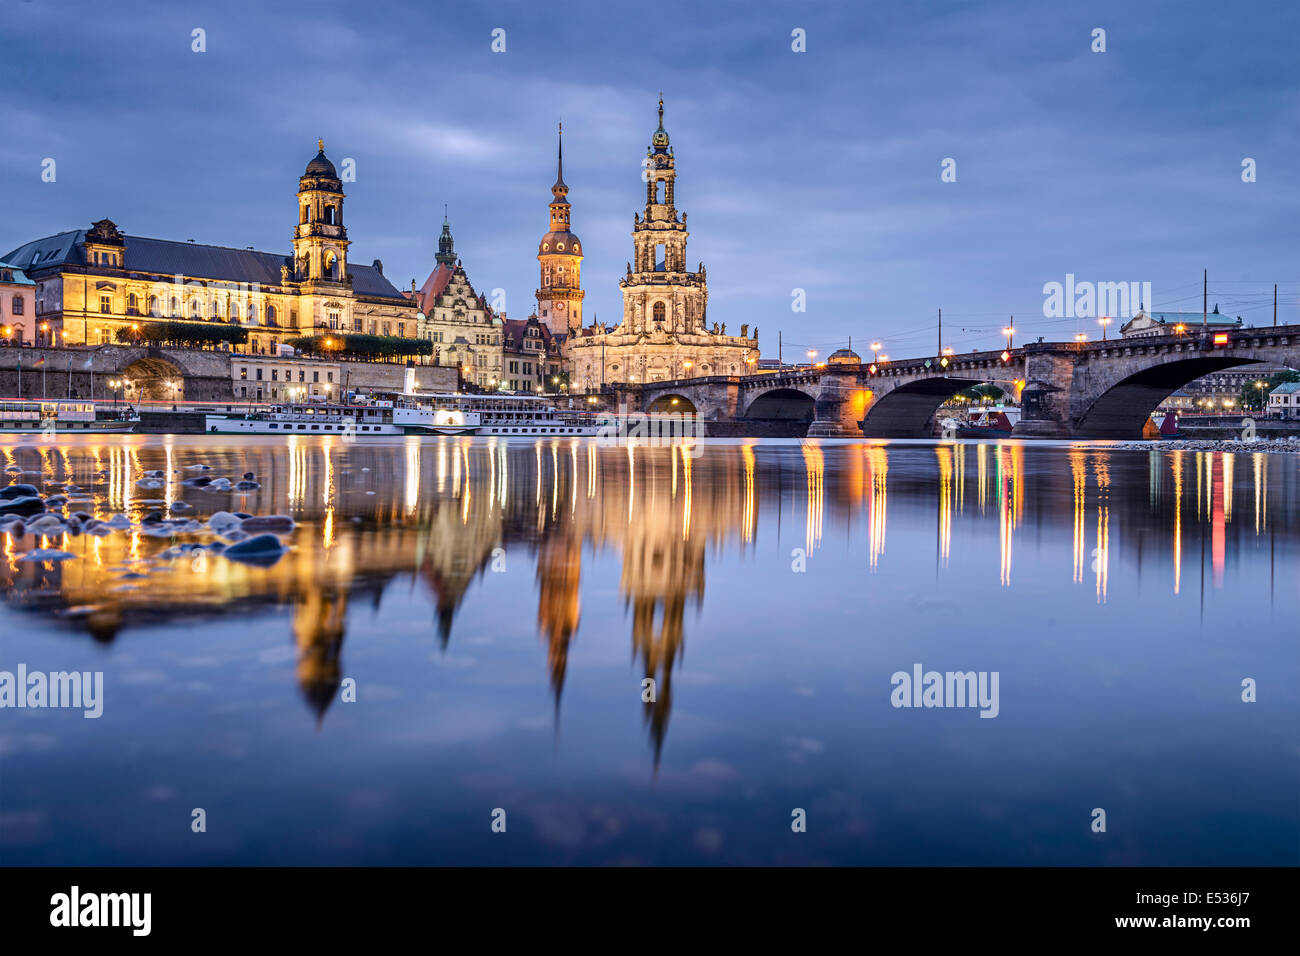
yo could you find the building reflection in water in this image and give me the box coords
[3,436,1298,764]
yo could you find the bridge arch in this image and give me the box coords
[647,393,698,415]
[742,387,816,423]
[123,356,185,401]
[1074,355,1265,437]
[859,377,987,437]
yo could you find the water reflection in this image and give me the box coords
[3,436,1299,768]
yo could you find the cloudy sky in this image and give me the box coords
[4,0,1297,357]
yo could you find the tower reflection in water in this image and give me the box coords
[2,436,1296,764]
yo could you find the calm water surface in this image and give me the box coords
[1,435,1297,865]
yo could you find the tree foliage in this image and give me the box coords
[115,320,247,347]
[1238,369,1300,411]
[285,333,433,360]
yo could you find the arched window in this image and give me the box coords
[127,292,139,314]
[247,303,257,323]
[301,205,310,224]
[190,299,201,318]
[266,305,277,326]
[170,297,180,317]
[652,302,666,326]
[147,295,158,317]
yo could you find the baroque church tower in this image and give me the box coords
[566,98,758,390]
[536,125,584,335]
[621,97,706,335]
[293,139,349,286]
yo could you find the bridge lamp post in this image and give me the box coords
[1173,323,1187,336]
[1098,316,1112,340]
[1256,381,1268,414]
[1074,333,1087,343]
[807,349,817,367]
[1002,326,1015,350]
[870,341,882,362]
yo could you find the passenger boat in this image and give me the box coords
[0,400,138,433]
[941,405,1020,438]
[424,393,605,437]
[204,399,470,437]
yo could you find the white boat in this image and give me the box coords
[0,400,138,433]
[424,393,604,437]
[204,399,466,437]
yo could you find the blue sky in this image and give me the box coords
[3,0,1297,357]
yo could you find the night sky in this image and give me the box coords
[4,0,1297,358]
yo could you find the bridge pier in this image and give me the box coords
[806,371,869,437]
[1012,349,1075,438]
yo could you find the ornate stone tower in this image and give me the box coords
[293,139,349,286]
[620,97,707,336]
[535,124,584,335]
[565,97,758,389]
[435,209,456,267]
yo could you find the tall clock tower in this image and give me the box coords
[535,125,584,335]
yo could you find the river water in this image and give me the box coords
[1,435,1296,865]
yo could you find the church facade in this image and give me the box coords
[568,100,758,390]
[2,142,417,352]
[412,218,503,389]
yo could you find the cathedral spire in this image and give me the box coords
[651,94,670,151]
[552,123,568,200]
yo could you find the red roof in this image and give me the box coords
[414,263,455,313]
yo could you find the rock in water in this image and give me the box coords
[19,548,77,562]
[207,511,242,534]
[222,533,288,567]
[0,496,46,518]
[240,514,295,534]
[0,484,40,500]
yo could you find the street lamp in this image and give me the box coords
[1002,325,1015,349]
[870,341,882,361]
[1098,316,1112,340]
[806,349,817,367]
[1074,332,1088,343]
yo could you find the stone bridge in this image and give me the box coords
[612,325,1300,438]
[0,344,233,401]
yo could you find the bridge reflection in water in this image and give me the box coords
[1,436,1296,764]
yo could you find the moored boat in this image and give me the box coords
[0,400,138,433]
[204,398,466,436]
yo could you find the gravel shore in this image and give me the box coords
[1111,438,1300,454]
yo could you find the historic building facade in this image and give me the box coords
[535,126,585,339]
[501,314,564,393]
[0,261,37,343]
[568,99,758,390]
[1,142,417,353]
[412,218,503,389]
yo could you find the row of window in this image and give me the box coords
[103,293,287,325]
[239,367,335,383]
